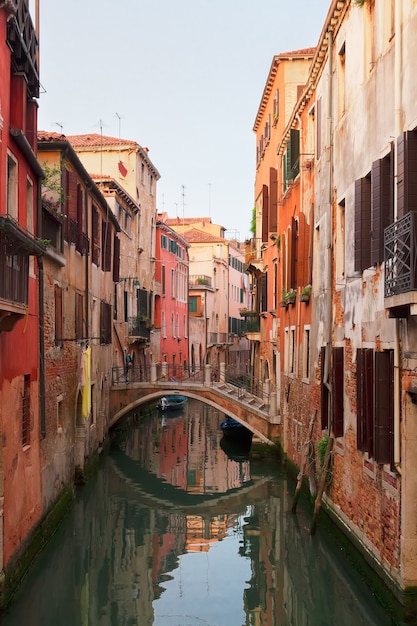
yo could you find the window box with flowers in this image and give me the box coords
[281,288,296,306]
[299,285,311,302]
[239,308,258,317]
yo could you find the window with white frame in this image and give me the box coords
[303,326,311,380]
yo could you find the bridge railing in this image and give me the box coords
[111,363,271,406]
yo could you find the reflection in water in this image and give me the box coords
[0,399,401,626]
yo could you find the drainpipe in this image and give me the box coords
[38,254,46,438]
[85,186,90,338]
[326,30,334,433]
[393,1,403,471]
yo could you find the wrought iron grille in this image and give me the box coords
[384,212,417,297]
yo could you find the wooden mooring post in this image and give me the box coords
[291,410,317,514]
[310,434,334,536]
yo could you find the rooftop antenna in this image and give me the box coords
[182,185,186,231]
[55,122,64,133]
[115,112,122,138]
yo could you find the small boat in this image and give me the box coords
[157,395,188,412]
[220,417,253,444]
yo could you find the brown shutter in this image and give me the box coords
[374,350,394,465]
[113,236,120,283]
[67,171,78,222]
[102,220,112,272]
[333,347,344,437]
[354,176,371,271]
[397,131,417,219]
[262,185,269,243]
[269,168,278,233]
[289,217,297,288]
[364,348,374,457]
[371,154,393,265]
[357,348,365,450]
[320,346,329,429]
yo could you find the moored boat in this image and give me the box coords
[157,395,188,412]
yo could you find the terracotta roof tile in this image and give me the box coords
[181,228,225,244]
[66,133,139,149]
[38,130,67,142]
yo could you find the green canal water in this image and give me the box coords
[0,399,409,625]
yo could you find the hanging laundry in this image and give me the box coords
[81,346,91,419]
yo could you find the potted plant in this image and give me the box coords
[285,289,297,305]
[239,308,257,317]
[280,289,289,308]
[300,284,311,302]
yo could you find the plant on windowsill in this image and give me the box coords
[282,288,296,305]
[299,284,311,302]
[239,308,258,317]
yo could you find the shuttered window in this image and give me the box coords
[101,220,112,272]
[356,348,374,456]
[354,175,371,271]
[374,350,394,466]
[262,185,269,243]
[75,292,85,340]
[92,205,100,266]
[333,347,344,438]
[100,301,112,344]
[371,151,393,265]
[397,130,417,220]
[113,236,120,283]
[269,168,278,233]
[356,349,393,465]
[320,346,329,429]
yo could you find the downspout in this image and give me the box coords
[326,30,334,433]
[38,253,46,438]
[85,186,90,338]
[393,0,402,471]
[37,166,46,438]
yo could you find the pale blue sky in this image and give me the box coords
[38,0,330,240]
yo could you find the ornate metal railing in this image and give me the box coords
[384,212,417,297]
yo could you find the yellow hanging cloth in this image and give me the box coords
[81,346,91,419]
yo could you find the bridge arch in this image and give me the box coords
[109,388,275,445]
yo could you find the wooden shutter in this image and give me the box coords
[397,130,417,220]
[333,347,344,437]
[357,349,365,450]
[374,350,394,465]
[101,220,111,272]
[289,217,297,288]
[67,171,79,222]
[269,168,278,233]
[92,206,100,266]
[354,176,371,272]
[261,185,269,243]
[320,346,329,429]
[371,153,393,265]
[113,235,120,283]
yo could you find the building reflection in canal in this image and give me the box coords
[0,399,400,626]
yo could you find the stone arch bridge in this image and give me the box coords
[109,365,281,446]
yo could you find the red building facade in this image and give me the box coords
[154,221,189,374]
[0,0,45,579]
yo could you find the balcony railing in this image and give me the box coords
[128,317,151,342]
[207,332,233,346]
[7,0,39,98]
[189,275,212,288]
[384,212,417,297]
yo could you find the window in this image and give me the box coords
[123,290,128,323]
[283,129,300,192]
[338,42,346,119]
[101,220,111,271]
[357,348,394,465]
[320,346,344,437]
[189,296,198,314]
[22,374,30,447]
[371,151,393,265]
[397,130,417,219]
[273,88,279,121]
[354,174,371,272]
[171,269,175,298]
[336,200,345,282]
[162,265,166,295]
[7,152,18,219]
[26,176,34,235]
[75,292,85,340]
[303,327,310,380]
[54,285,63,347]
[162,311,166,338]
[92,206,100,266]
[161,234,168,249]
[100,301,112,344]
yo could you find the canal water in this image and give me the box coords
[0,399,407,625]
